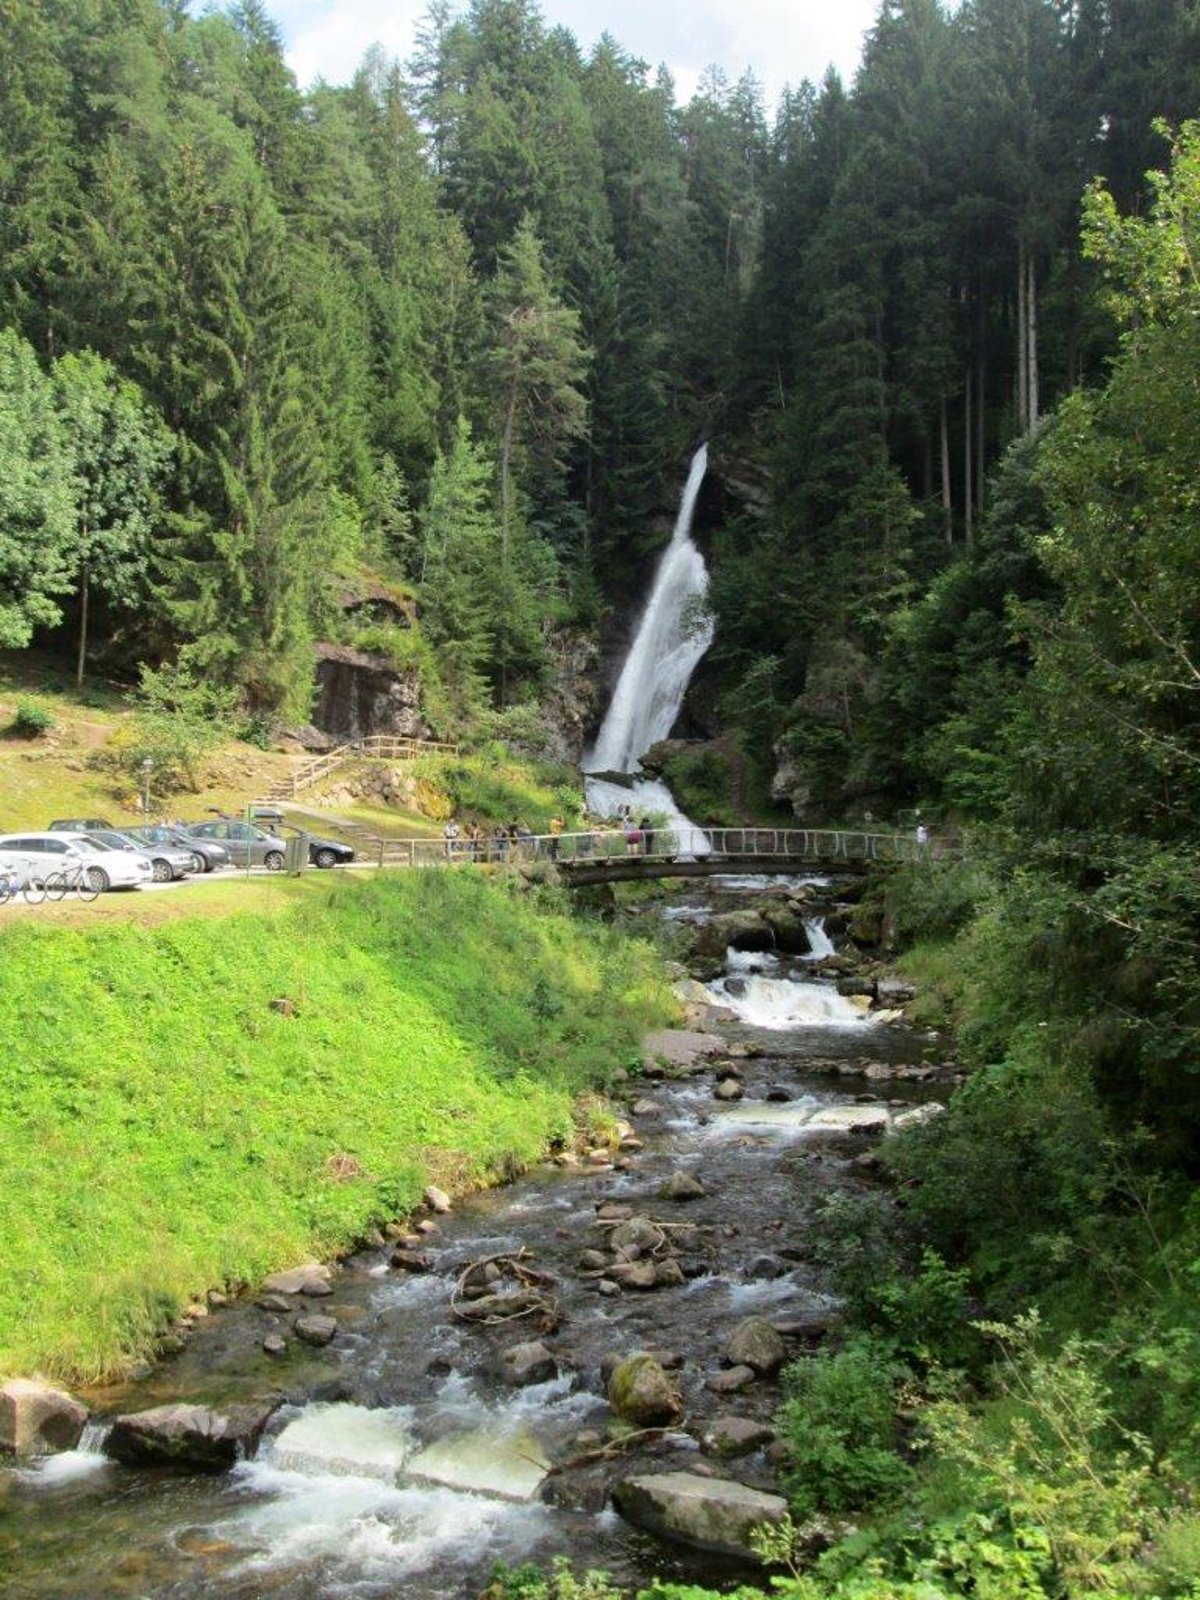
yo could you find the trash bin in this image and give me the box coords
[284,832,308,875]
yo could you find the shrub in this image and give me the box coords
[8,698,55,737]
[778,1335,914,1517]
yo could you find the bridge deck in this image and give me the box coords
[355,826,929,878]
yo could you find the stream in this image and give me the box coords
[0,874,953,1600]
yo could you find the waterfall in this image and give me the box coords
[584,447,714,848]
[587,445,713,776]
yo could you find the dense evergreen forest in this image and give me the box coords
[6,1,1200,1592]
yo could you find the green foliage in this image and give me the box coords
[778,1335,914,1518]
[0,870,669,1378]
[885,859,992,948]
[7,699,55,738]
[106,661,240,794]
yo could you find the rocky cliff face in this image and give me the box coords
[310,645,427,744]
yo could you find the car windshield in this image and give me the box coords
[73,838,107,854]
[87,832,138,852]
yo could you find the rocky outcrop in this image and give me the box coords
[0,1379,87,1456]
[105,1402,277,1471]
[612,1470,788,1557]
[311,644,426,743]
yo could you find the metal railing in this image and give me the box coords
[365,826,935,871]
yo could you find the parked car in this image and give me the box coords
[83,828,198,883]
[306,835,355,869]
[48,818,114,832]
[183,819,287,870]
[197,809,354,869]
[0,832,151,892]
[126,824,230,874]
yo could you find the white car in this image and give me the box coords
[0,832,152,892]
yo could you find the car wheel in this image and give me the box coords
[313,847,337,869]
[87,866,110,893]
[151,858,172,883]
[265,850,285,872]
[189,853,205,874]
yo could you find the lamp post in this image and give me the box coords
[140,758,153,818]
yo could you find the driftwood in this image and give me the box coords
[542,1426,677,1477]
[450,1250,559,1327]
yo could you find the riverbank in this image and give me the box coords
[0,870,672,1381]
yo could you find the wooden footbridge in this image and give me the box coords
[363,826,930,881]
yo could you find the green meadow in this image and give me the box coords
[0,870,670,1380]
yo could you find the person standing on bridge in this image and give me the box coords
[639,816,655,856]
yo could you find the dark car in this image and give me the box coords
[126,825,230,874]
[184,819,287,870]
[205,808,353,869]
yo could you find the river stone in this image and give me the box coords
[423,1185,453,1214]
[714,1077,744,1102]
[501,1340,558,1386]
[659,1171,706,1202]
[263,1264,331,1295]
[877,976,917,1004]
[262,1334,287,1356]
[608,1216,663,1255]
[630,1098,663,1118]
[724,1317,787,1376]
[295,1315,338,1347]
[578,1249,610,1272]
[706,1365,757,1394]
[642,1030,726,1075]
[806,1105,890,1135]
[609,1260,660,1291]
[653,1259,686,1288]
[612,1471,788,1558]
[608,1354,682,1426]
[0,1379,88,1456]
[597,1279,621,1297]
[390,1249,435,1272]
[701,1416,777,1457]
[105,1402,276,1471]
[890,1103,946,1131]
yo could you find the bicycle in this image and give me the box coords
[43,862,102,904]
[0,862,48,905]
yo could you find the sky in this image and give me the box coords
[270,0,882,111]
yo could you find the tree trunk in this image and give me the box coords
[76,558,90,689]
[1017,240,1028,434]
[940,393,952,546]
[1027,250,1039,427]
[976,356,985,517]
[964,367,973,545]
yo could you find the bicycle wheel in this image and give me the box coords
[23,874,47,905]
[44,871,68,902]
[0,875,14,906]
[75,870,100,904]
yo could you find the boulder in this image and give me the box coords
[705,1365,757,1395]
[295,1314,339,1347]
[607,1354,682,1427]
[701,1416,777,1457]
[758,906,812,955]
[612,1471,788,1558]
[0,1379,87,1457]
[263,1264,331,1296]
[877,976,917,1004]
[714,1077,744,1102]
[659,1171,706,1202]
[890,1103,946,1132]
[501,1340,558,1387]
[105,1402,276,1471]
[642,1030,726,1076]
[423,1185,453,1214]
[608,1261,660,1291]
[608,1216,663,1256]
[724,1317,787,1377]
[262,1334,287,1357]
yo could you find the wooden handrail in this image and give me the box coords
[277,735,462,797]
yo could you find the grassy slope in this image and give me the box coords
[0,871,670,1380]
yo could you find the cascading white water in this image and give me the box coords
[584,446,714,845]
[588,445,713,775]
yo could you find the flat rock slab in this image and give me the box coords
[642,1031,725,1073]
[263,1264,332,1295]
[613,1470,788,1557]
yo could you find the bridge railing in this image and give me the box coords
[368,826,929,869]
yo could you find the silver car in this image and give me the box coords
[184,819,287,870]
[84,828,199,883]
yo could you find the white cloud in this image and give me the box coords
[272,0,880,106]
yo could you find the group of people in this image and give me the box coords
[442,817,548,862]
[615,804,656,855]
